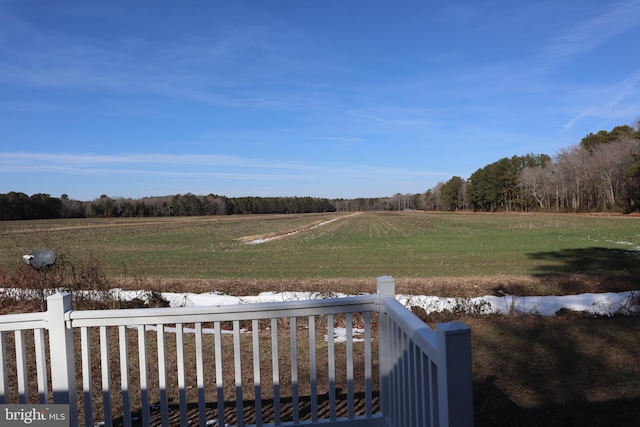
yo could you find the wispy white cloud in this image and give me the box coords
[541,0,640,66]
[0,152,442,180]
[0,6,338,114]
[561,68,640,132]
[1,152,244,166]
[346,106,435,128]
[316,136,366,147]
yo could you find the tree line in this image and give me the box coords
[0,192,429,220]
[427,122,640,213]
[3,119,639,220]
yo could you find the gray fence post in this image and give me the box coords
[47,293,78,426]
[376,275,395,299]
[436,321,473,427]
[376,276,395,423]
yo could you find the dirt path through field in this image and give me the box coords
[239,212,361,244]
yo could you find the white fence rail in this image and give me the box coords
[0,277,472,427]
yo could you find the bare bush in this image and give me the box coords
[0,250,169,313]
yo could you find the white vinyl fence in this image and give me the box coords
[0,276,473,427]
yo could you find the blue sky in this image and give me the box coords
[1,0,639,201]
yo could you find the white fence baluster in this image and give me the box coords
[308,315,318,423]
[99,326,112,427]
[137,325,150,427]
[364,311,372,417]
[214,321,224,427]
[271,318,280,425]
[195,322,206,427]
[386,319,395,423]
[80,327,93,427]
[421,353,431,427]
[431,359,439,425]
[233,320,243,427]
[392,323,401,424]
[252,319,262,427]
[393,324,401,426]
[409,341,417,427]
[14,330,27,404]
[119,325,131,427]
[156,324,169,427]
[176,323,187,427]
[403,331,411,426]
[34,328,48,404]
[346,313,354,419]
[414,343,423,427]
[327,314,336,421]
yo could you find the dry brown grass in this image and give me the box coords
[109,274,640,299]
[467,314,640,426]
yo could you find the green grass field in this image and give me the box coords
[2,211,639,281]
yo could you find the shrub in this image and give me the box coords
[0,249,169,313]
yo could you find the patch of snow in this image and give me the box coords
[399,291,639,316]
[325,327,366,343]
[2,287,639,317]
